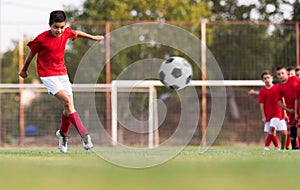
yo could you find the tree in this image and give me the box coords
[206,0,295,79]
[210,0,293,21]
[1,39,38,83]
[274,0,300,68]
[293,0,300,21]
[210,0,255,20]
[267,0,300,69]
[64,0,212,82]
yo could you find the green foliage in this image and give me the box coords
[271,24,297,68]
[293,0,300,21]
[207,0,297,79]
[1,39,38,83]
[210,0,255,20]
[1,49,19,83]
[64,0,211,82]
[273,0,300,69]
[210,0,293,21]
[72,0,211,21]
[209,24,280,79]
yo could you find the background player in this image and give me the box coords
[287,66,296,77]
[294,81,300,147]
[258,70,287,150]
[276,66,300,149]
[19,10,104,153]
[296,67,300,79]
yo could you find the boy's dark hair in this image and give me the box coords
[296,67,300,72]
[286,66,295,72]
[49,10,67,25]
[260,70,272,80]
[276,66,286,71]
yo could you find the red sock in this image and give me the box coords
[272,135,279,148]
[286,135,291,149]
[60,113,71,136]
[265,134,273,147]
[69,112,88,137]
[298,137,300,148]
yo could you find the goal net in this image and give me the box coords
[0,80,265,148]
[110,79,264,149]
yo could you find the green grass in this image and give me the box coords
[0,146,299,190]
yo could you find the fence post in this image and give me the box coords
[105,21,111,143]
[296,21,299,67]
[201,20,207,146]
[0,0,2,147]
[19,34,24,147]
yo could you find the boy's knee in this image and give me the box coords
[63,99,74,114]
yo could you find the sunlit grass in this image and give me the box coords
[0,146,299,190]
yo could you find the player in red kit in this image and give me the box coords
[276,66,300,149]
[19,10,104,153]
[258,70,287,150]
[294,83,300,148]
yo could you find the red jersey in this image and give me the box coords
[27,27,77,77]
[278,76,299,109]
[295,83,300,116]
[258,84,283,121]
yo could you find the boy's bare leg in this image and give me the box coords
[280,130,287,149]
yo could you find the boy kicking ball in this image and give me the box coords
[258,70,287,150]
[19,10,104,153]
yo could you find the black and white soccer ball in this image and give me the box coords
[159,56,193,90]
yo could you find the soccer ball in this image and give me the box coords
[159,56,193,90]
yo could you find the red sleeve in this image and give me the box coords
[275,85,281,101]
[65,27,77,41]
[27,36,42,54]
[258,88,264,103]
[277,85,283,98]
[295,84,300,100]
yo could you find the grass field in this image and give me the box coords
[0,146,299,190]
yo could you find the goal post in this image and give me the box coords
[111,80,161,148]
[110,80,264,148]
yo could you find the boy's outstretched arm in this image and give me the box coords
[19,51,35,78]
[76,31,104,41]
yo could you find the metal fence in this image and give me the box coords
[0,82,265,147]
[1,20,299,147]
